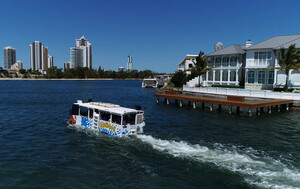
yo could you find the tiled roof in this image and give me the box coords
[206,45,245,56]
[247,34,300,50]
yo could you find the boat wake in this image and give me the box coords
[136,135,300,189]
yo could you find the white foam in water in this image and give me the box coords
[137,135,300,189]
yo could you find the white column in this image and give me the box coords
[228,56,231,68]
[220,70,223,83]
[206,71,209,81]
[274,69,277,87]
[288,69,292,87]
[213,70,216,84]
[236,69,239,85]
[220,56,223,67]
[228,70,230,85]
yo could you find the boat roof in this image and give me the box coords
[74,101,141,115]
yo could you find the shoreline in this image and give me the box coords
[0,78,142,81]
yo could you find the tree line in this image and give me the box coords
[0,66,159,79]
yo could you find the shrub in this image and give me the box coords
[171,72,186,87]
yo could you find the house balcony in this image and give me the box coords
[177,67,184,72]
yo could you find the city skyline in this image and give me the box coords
[1,0,300,73]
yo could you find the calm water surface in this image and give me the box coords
[0,80,299,189]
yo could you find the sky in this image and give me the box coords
[1,0,300,73]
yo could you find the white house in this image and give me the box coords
[177,54,198,75]
[203,42,252,86]
[245,34,300,90]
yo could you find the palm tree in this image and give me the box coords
[191,51,211,87]
[277,44,300,90]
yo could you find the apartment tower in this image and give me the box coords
[3,46,16,69]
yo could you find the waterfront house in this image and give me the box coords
[245,34,300,90]
[177,54,198,75]
[202,41,253,87]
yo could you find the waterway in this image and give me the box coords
[0,80,299,188]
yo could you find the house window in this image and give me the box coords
[268,71,274,84]
[247,71,255,83]
[215,70,220,81]
[230,56,236,62]
[215,57,220,63]
[188,64,193,68]
[230,71,236,81]
[208,71,213,81]
[254,52,258,59]
[222,71,228,81]
[208,57,212,63]
[222,57,228,66]
[254,51,272,65]
[258,71,266,84]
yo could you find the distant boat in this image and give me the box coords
[142,78,158,88]
[69,100,145,137]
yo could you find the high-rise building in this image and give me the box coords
[70,36,92,69]
[64,62,71,71]
[30,41,52,72]
[70,47,83,68]
[30,41,44,71]
[44,47,48,70]
[48,54,53,68]
[4,46,16,69]
[127,55,132,71]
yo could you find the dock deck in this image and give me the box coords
[154,91,294,115]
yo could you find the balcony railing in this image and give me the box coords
[183,86,300,100]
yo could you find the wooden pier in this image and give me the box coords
[154,91,294,116]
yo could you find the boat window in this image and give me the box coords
[94,109,99,114]
[72,104,79,115]
[112,114,121,125]
[124,113,136,125]
[100,111,111,122]
[137,114,143,124]
[89,109,93,118]
[80,107,88,117]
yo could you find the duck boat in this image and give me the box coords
[69,100,145,137]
